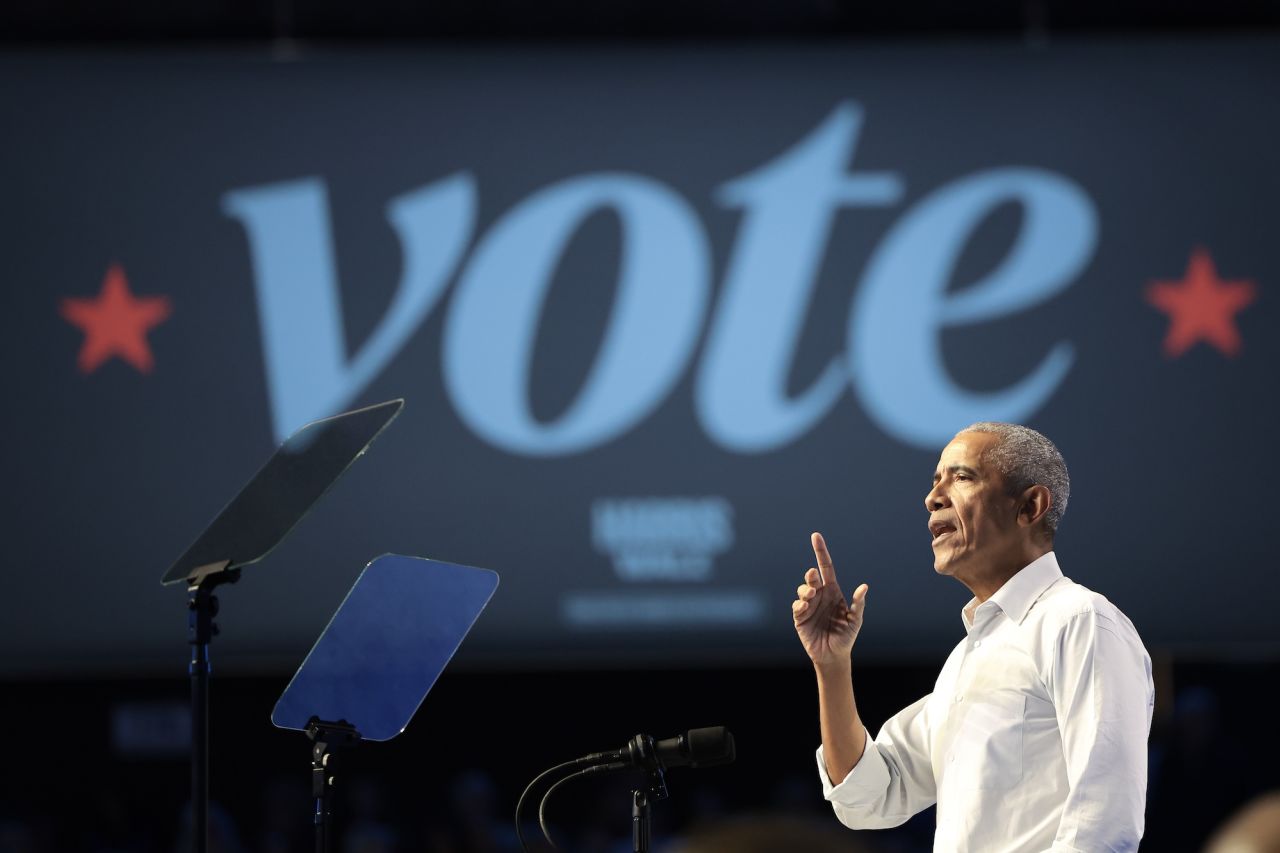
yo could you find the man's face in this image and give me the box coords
[924,431,1022,581]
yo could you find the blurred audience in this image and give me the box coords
[1145,686,1268,852]
[173,800,245,853]
[423,769,520,853]
[0,818,45,853]
[343,778,399,853]
[256,776,309,853]
[13,680,1280,853]
[663,813,882,853]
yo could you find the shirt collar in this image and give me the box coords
[961,551,1064,631]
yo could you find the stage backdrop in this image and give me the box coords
[2,40,1277,675]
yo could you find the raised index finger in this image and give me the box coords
[811,531,838,586]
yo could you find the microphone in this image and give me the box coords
[581,726,735,770]
[517,727,736,852]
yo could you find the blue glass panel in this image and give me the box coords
[271,554,499,742]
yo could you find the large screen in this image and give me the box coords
[2,40,1277,675]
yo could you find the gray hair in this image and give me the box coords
[960,422,1070,537]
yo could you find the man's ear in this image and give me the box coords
[1018,485,1052,530]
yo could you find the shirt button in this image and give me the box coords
[948,755,955,763]
[973,640,982,649]
[954,695,963,704]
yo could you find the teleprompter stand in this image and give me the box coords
[160,399,405,853]
[187,565,241,853]
[271,554,499,853]
[306,717,361,853]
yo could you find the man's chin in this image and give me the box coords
[932,550,961,576]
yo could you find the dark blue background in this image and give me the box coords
[2,40,1277,677]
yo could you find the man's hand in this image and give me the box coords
[793,532,868,668]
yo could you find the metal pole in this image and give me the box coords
[187,570,238,853]
[632,789,650,853]
[188,585,214,853]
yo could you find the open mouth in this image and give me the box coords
[929,521,957,544]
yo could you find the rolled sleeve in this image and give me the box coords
[815,695,936,830]
[817,739,893,798]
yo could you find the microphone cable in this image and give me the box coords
[516,758,581,852]
[537,763,626,850]
[515,758,624,852]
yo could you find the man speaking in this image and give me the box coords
[793,423,1153,851]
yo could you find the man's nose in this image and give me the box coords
[925,484,949,511]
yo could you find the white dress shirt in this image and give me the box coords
[817,552,1154,852]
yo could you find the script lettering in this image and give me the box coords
[442,174,710,455]
[223,174,475,439]
[850,167,1097,447]
[698,104,904,452]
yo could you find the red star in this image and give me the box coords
[60,264,172,374]
[1146,248,1256,358]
